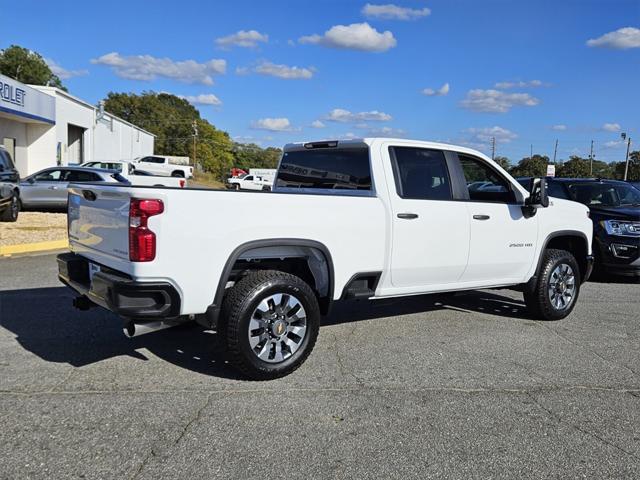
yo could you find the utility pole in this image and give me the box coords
[530,144,533,159]
[491,136,496,160]
[589,140,594,176]
[553,139,558,163]
[192,120,198,173]
[622,133,632,181]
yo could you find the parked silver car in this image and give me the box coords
[20,166,120,209]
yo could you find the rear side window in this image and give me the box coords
[66,170,101,182]
[0,150,14,169]
[391,147,452,200]
[276,147,371,190]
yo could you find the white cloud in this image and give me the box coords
[362,3,431,20]
[91,52,226,85]
[494,79,546,89]
[366,126,406,137]
[325,108,392,122]
[251,117,294,131]
[45,58,88,80]
[250,61,315,79]
[311,120,326,128]
[179,93,222,106]
[602,122,621,132]
[551,124,567,131]
[460,89,540,113]
[604,140,624,148]
[465,126,518,144]
[586,27,640,49]
[299,23,397,52]
[215,30,268,48]
[422,82,449,96]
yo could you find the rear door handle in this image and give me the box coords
[473,214,490,220]
[48,186,58,190]
[397,213,419,220]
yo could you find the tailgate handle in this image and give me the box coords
[82,190,97,201]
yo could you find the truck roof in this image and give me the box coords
[283,137,490,160]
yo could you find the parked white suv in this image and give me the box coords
[58,138,593,379]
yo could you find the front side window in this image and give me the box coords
[276,147,372,190]
[459,154,515,203]
[34,169,64,182]
[391,147,452,200]
[548,182,569,199]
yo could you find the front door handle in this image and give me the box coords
[397,213,419,220]
[473,214,490,220]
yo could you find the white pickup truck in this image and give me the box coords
[131,156,194,178]
[81,161,187,188]
[227,174,273,191]
[58,138,593,380]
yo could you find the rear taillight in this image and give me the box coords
[129,198,164,262]
[179,179,185,188]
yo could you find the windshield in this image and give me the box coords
[568,183,640,207]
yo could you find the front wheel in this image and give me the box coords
[524,249,581,320]
[221,270,320,380]
[171,171,185,178]
[0,192,19,222]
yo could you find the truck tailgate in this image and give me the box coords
[68,186,131,264]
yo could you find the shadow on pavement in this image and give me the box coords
[0,286,531,379]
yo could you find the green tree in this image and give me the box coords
[613,151,640,181]
[103,91,282,180]
[0,45,66,90]
[556,156,590,178]
[493,156,510,171]
[509,155,551,178]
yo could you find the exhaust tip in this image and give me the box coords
[123,323,136,338]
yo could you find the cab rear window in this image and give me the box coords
[276,147,371,190]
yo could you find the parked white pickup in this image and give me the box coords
[81,161,186,188]
[131,156,193,178]
[227,174,273,191]
[59,138,593,380]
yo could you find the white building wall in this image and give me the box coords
[26,123,57,174]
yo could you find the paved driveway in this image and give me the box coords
[1,254,638,479]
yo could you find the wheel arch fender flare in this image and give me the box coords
[532,230,591,284]
[203,238,335,328]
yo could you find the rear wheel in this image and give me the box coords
[0,192,19,222]
[221,270,320,380]
[171,171,185,178]
[524,249,580,320]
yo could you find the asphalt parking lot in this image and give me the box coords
[0,253,638,479]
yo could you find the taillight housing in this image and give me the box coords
[129,198,164,262]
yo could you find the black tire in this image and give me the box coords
[233,183,240,191]
[0,191,19,222]
[221,270,320,380]
[171,171,185,178]
[524,249,581,320]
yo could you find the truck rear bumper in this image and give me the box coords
[57,253,181,318]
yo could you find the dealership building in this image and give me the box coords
[0,73,154,176]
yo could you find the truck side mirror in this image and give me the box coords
[522,177,549,217]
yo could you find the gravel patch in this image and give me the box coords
[0,212,68,246]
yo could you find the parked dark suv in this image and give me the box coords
[518,177,640,277]
[0,146,20,222]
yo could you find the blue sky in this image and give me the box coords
[2,0,638,162]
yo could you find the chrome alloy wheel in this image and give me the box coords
[548,263,576,310]
[248,293,307,363]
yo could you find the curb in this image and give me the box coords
[0,240,68,257]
